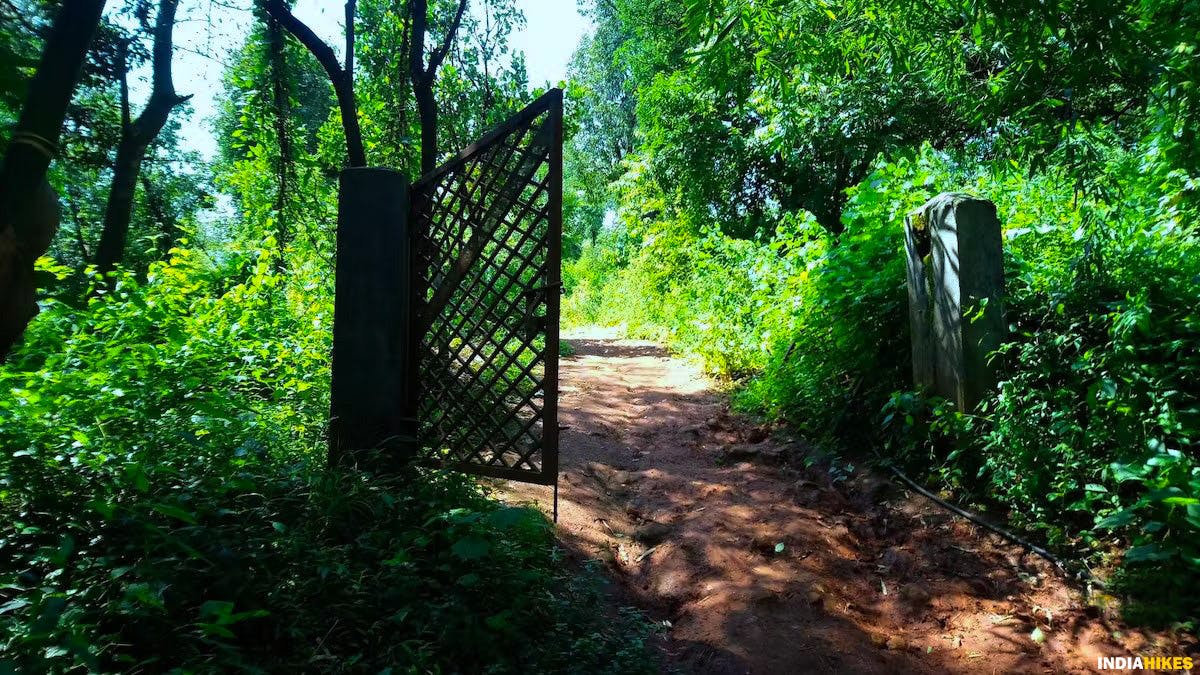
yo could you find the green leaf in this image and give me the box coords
[1186,505,1200,530]
[451,535,491,561]
[198,623,236,638]
[88,500,117,519]
[200,600,235,618]
[1095,509,1136,529]
[150,503,198,525]
[486,506,535,530]
[1124,544,1173,562]
[486,610,512,631]
[0,599,29,615]
[1109,463,1145,483]
[126,463,150,493]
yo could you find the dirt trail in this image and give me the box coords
[499,329,1191,674]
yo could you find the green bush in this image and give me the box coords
[565,140,1200,625]
[0,458,656,673]
[874,146,1200,622]
[1,252,657,672]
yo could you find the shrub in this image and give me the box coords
[1,252,658,672]
[564,140,1200,625]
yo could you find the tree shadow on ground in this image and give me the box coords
[497,336,1192,674]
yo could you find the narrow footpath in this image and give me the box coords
[500,328,1192,674]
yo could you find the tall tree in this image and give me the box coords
[94,0,190,273]
[408,0,467,173]
[0,0,106,360]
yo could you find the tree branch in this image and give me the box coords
[149,0,186,108]
[132,0,192,142]
[267,13,293,271]
[345,0,356,85]
[117,38,131,127]
[398,0,411,79]
[264,0,344,86]
[409,0,428,83]
[425,0,467,81]
[64,187,90,263]
[264,0,366,166]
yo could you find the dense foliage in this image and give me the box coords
[4,0,1200,666]
[563,0,1200,626]
[1,0,657,671]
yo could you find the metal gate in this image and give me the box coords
[407,89,562,486]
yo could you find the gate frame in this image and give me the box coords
[329,89,562,488]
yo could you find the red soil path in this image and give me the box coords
[499,330,1195,674]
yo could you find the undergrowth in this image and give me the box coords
[564,142,1200,628]
[0,460,657,673]
[1,253,658,673]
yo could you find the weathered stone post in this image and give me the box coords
[903,193,1005,411]
[328,167,415,465]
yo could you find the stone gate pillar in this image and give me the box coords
[904,193,1005,411]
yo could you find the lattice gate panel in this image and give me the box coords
[408,89,561,485]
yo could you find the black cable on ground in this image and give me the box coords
[885,464,1095,584]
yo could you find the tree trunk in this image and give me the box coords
[95,0,188,275]
[0,0,106,361]
[95,136,147,273]
[409,0,468,174]
[267,15,292,272]
[332,74,366,167]
[414,78,438,172]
